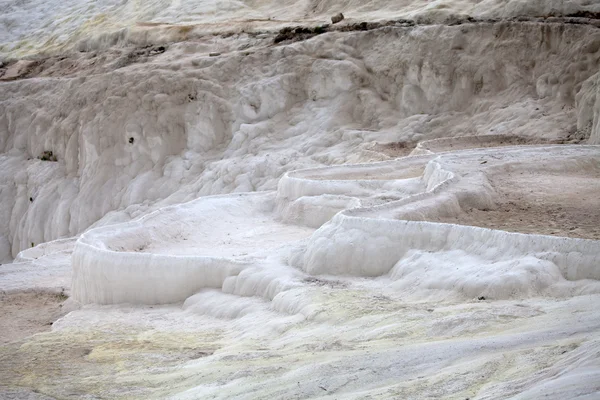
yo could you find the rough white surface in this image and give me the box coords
[2,0,600,58]
[5,284,597,399]
[578,71,600,144]
[72,192,313,304]
[2,21,600,262]
[69,144,600,305]
[302,147,600,291]
[2,11,600,400]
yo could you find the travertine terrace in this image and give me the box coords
[1,0,600,398]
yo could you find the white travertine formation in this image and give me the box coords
[2,0,600,58]
[2,6,600,399]
[2,22,600,263]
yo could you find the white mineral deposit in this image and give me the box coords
[1,0,600,398]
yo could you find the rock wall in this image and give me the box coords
[1,21,599,260]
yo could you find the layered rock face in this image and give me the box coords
[1,20,599,262]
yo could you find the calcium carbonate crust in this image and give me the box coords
[71,145,600,304]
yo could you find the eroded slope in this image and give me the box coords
[1,14,600,400]
[1,21,600,262]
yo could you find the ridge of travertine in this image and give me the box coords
[71,145,600,305]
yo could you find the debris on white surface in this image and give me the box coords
[331,13,345,24]
[0,60,36,81]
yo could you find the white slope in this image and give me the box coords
[2,0,600,58]
[4,278,600,399]
[0,237,73,293]
[1,13,600,400]
[2,21,600,262]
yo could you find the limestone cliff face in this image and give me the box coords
[577,71,600,144]
[1,21,599,260]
